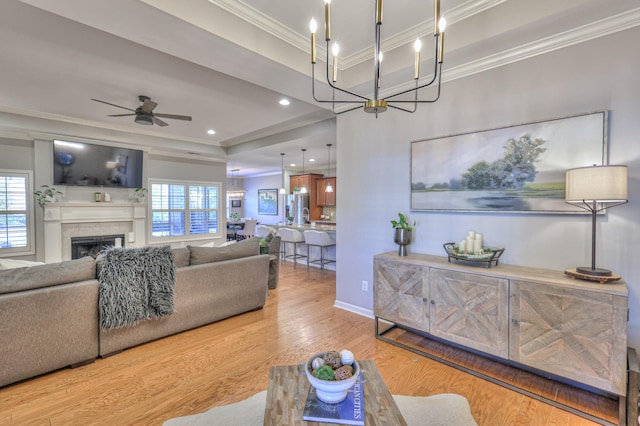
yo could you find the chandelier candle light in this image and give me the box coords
[310,0,446,117]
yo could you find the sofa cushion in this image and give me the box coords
[171,248,191,268]
[0,256,96,294]
[188,237,259,265]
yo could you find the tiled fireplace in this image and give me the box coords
[71,234,125,259]
[43,202,146,263]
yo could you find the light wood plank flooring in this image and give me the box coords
[0,262,615,425]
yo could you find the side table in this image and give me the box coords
[264,359,406,425]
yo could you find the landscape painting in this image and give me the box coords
[410,111,607,213]
[258,189,278,215]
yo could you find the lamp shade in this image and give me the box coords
[565,165,627,203]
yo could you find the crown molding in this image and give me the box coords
[441,6,640,84]
[0,106,221,146]
[209,0,326,57]
[209,0,502,71]
[373,6,640,101]
[342,0,506,69]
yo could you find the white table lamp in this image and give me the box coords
[565,164,628,277]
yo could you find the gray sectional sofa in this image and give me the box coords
[0,237,273,388]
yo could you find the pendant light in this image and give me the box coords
[325,144,334,193]
[300,149,308,194]
[279,153,286,194]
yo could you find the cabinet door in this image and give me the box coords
[290,175,302,193]
[509,280,627,395]
[316,179,326,206]
[429,269,509,358]
[374,258,429,332]
[324,177,336,206]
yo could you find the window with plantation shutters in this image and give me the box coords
[0,170,34,255]
[149,179,220,241]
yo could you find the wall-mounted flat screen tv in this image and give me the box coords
[53,140,143,188]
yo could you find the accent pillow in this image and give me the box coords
[0,256,96,294]
[0,259,45,270]
[188,237,259,265]
[171,248,191,268]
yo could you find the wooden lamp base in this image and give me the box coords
[564,268,621,284]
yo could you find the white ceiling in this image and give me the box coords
[1,0,639,177]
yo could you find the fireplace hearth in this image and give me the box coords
[71,234,125,259]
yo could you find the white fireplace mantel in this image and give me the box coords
[44,202,147,263]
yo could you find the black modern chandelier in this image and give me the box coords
[309,0,447,117]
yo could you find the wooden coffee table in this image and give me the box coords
[263,359,406,425]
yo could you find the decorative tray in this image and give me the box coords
[443,243,505,268]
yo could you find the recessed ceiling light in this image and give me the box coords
[309,158,316,162]
[279,99,290,106]
[207,129,216,135]
[289,163,296,167]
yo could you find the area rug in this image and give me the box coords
[163,391,478,426]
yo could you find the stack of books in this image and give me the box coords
[302,374,364,425]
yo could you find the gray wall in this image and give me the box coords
[0,137,34,169]
[244,173,288,225]
[0,137,36,259]
[0,139,228,257]
[335,27,640,348]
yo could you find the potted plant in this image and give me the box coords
[391,213,416,256]
[131,187,148,203]
[34,185,63,208]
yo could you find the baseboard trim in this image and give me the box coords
[333,300,373,318]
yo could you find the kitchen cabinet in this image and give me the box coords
[290,173,323,220]
[316,177,336,207]
[373,252,628,397]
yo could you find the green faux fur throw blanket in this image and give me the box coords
[98,246,176,329]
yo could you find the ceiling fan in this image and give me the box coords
[91,95,192,127]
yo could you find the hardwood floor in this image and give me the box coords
[0,262,615,425]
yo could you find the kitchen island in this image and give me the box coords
[271,223,336,271]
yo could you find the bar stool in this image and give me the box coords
[256,224,276,238]
[236,219,257,240]
[276,228,307,268]
[303,230,336,274]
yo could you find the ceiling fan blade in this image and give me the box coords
[141,99,158,114]
[108,113,136,117]
[91,98,136,112]
[152,116,169,127]
[154,113,192,121]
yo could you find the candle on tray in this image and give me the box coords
[458,240,467,253]
[473,238,482,254]
[466,236,474,253]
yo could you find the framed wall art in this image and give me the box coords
[410,111,608,213]
[258,189,278,215]
[231,199,241,208]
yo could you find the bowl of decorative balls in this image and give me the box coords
[305,349,362,404]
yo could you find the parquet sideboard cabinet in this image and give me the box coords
[373,252,628,397]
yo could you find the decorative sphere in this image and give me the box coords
[340,349,354,365]
[311,357,325,370]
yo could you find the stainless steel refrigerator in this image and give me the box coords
[286,193,309,225]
